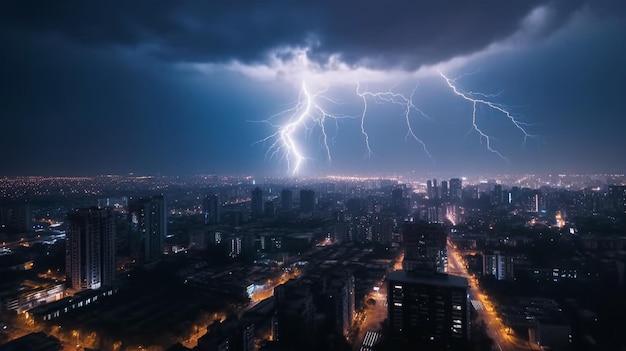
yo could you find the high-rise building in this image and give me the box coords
[449,178,462,201]
[325,269,355,338]
[372,214,394,245]
[251,187,263,218]
[388,271,470,350]
[491,184,503,206]
[273,279,315,348]
[128,195,166,264]
[441,180,449,200]
[391,187,406,213]
[427,180,433,199]
[281,188,293,213]
[300,189,316,212]
[203,194,221,224]
[66,207,115,290]
[403,222,447,273]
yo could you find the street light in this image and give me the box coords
[72,330,80,348]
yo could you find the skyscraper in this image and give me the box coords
[441,180,449,200]
[281,188,293,213]
[66,207,115,290]
[273,279,315,348]
[388,271,470,350]
[251,187,263,218]
[128,195,166,264]
[427,180,433,199]
[391,187,406,213]
[449,178,462,201]
[203,194,221,224]
[403,221,447,273]
[325,269,355,338]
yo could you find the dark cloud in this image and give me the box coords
[1,0,609,69]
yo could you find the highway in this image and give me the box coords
[447,240,533,351]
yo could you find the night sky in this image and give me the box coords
[2,1,625,176]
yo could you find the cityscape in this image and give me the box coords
[0,173,625,350]
[2,1,626,351]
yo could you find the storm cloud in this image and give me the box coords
[2,0,611,69]
[1,1,625,176]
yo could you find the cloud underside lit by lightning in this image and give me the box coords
[259,73,533,175]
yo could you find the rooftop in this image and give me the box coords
[388,270,468,289]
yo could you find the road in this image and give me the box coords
[352,286,387,350]
[350,251,403,350]
[447,240,533,351]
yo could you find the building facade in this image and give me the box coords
[251,187,263,219]
[403,221,447,273]
[203,194,221,224]
[388,271,470,350]
[66,207,115,290]
[128,195,166,264]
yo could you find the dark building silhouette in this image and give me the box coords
[403,222,447,273]
[388,271,470,350]
[608,185,626,212]
[251,187,264,218]
[196,318,254,351]
[0,201,31,233]
[0,332,62,351]
[66,207,115,290]
[392,187,407,213]
[300,189,316,212]
[273,279,314,349]
[264,200,276,217]
[324,269,355,338]
[128,195,166,264]
[280,188,293,213]
[203,194,221,224]
[346,198,366,214]
[441,180,449,200]
[492,184,503,206]
[427,180,433,199]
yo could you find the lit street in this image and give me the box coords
[351,285,387,351]
[447,240,534,351]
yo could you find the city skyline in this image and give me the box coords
[2,1,626,176]
[1,163,625,350]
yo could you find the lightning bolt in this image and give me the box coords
[260,72,533,174]
[356,83,433,160]
[259,81,433,174]
[257,82,351,175]
[439,71,534,160]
